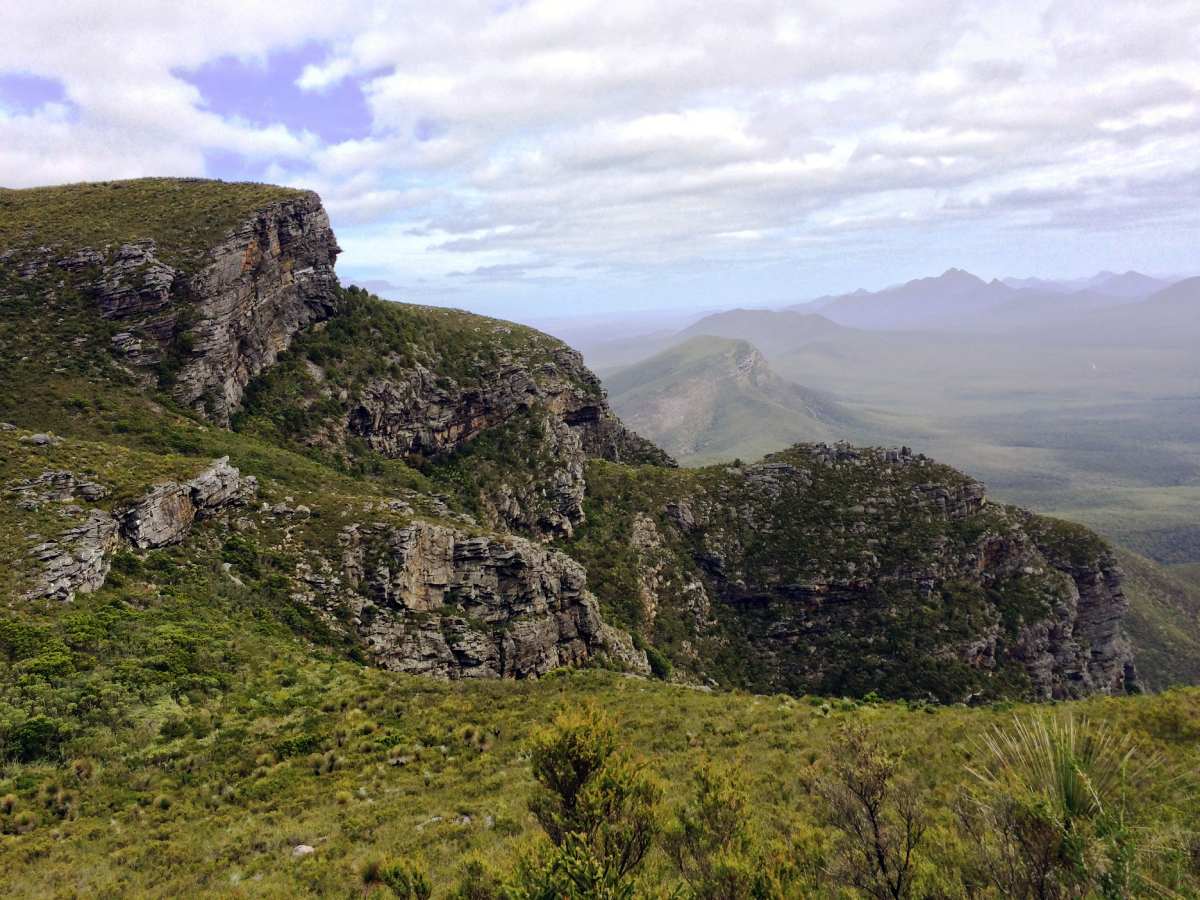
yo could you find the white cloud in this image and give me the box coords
[2,0,1199,300]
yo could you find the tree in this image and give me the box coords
[515,706,661,897]
[819,724,927,900]
[665,761,787,899]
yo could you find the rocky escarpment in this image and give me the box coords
[347,346,660,462]
[14,192,341,424]
[291,520,648,679]
[574,443,1138,701]
[345,348,670,539]
[23,457,256,601]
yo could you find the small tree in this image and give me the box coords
[517,706,661,896]
[819,723,927,900]
[665,761,785,899]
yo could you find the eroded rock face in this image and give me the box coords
[22,457,256,600]
[345,346,671,541]
[478,414,588,540]
[88,194,341,423]
[26,511,120,602]
[334,521,649,679]
[621,443,1136,701]
[349,347,670,465]
[122,458,257,549]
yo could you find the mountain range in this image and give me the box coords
[789,267,1188,332]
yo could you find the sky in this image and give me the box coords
[2,1,1199,323]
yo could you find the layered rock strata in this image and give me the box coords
[325,521,649,679]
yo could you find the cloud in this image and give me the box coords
[2,0,1199,307]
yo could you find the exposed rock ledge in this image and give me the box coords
[322,521,650,679]
[51,193,341,424]
[25,457,256,601]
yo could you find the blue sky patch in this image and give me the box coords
[178,43,372,144]
[0,72,69,114]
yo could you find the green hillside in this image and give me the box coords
[606,335,865,464]
[1119,547,1200,690]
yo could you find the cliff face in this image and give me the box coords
[234,289,673,542]
[572,444,1138,701]
[92,193,342,423]
[344,346,671,539]
[22,456,257,602]
[348,345,664,465]
[5,189,341,425]
[331,521,648,678]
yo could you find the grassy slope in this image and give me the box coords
[606,335,863,465]
[2,658,1198,897]
[0,178,304,270]
[1118,547,1200,690]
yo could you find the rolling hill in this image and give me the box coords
[605,335,864,464]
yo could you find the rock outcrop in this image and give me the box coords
[328,521,649,679]
[579,443,1138,701]
[26,511,121,602]
[348,346,670,466]
[24,458,256,600]
[345,346,670,540]
[122,458,257,549]
[74,194,341,423]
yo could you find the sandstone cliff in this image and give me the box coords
[92,194,341,422]
[236,287,673,541]
[571,444,1138,701]
[330,521,648,678]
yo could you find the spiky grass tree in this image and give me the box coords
[961,714,1158,899]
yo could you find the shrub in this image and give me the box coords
[7,715,68,762]
[665,761,785,899]
[526,706,661,890]
[363,858,432,899]
[819,723,927,900]
[447,857,503,900]
[644,644,672,680]
[507,833,636,900]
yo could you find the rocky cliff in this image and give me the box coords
[570,444,1138,701]
[328,521,647,678]
[0,178,1140,701]
[235,286,673,541]
[93,194,341,422]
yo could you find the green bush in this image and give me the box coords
[363,858,432,899]
[665,761,786,899]
[7,715,68,761]
[526,706,661,891]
